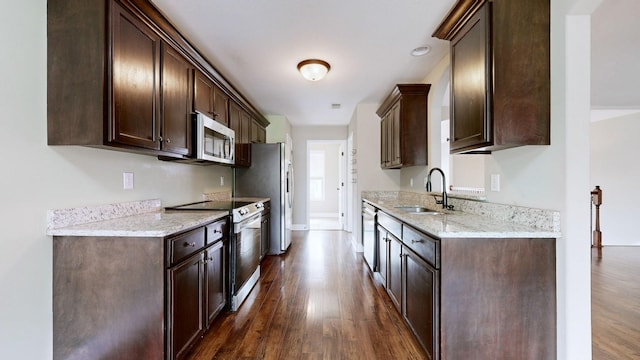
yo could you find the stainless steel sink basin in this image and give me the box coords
[394,206,441,215]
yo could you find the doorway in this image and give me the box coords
[306,140,347,230]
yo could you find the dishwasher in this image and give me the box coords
[362,202,377,273]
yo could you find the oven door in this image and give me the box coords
[233,213,261,292]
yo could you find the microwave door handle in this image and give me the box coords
[229,137,235,160]
[223,137,228,158]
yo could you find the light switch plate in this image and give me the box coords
[123,172,134,190]
[490,174,500,192]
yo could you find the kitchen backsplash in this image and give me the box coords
[47,199,161,230]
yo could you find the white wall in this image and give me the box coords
[349,103,402,244]
[590,112,640,245]
[0,2,232,358]
[291,126,348,227]
[265,115,292,143]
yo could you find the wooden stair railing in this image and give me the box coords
[591,186,603,248]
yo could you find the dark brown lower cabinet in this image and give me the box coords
[370,208,556,360]
[205,240,226,327]
[376,225,388,286]
[53,218,229,360]
[168,252,205,360]
[404,247,438,360]
[387,233,403,312]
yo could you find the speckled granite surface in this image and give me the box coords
[47,199,227,237]
[362,191,560,239]
[203,191,232,201]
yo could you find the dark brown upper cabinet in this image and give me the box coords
[193,70,229,126]
[48,1,192,158]
[376,84,430,169]
[433,0,550,154]
[47,0,268,160]
[161,43,193,156]
[229,101,252,167]
[251,118,266,144]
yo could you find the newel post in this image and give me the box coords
[591,186,603,248]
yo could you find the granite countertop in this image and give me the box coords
[364,197,560,239]
[46,198,234,238]
[47,210,229,237]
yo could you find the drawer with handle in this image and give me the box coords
[378,211,402,239]
[402,224,440,269]
[169,226,206,266]
[206,218,228,245]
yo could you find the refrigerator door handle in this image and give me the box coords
[287,163,294,208]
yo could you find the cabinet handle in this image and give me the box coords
[158,136,163,143]
[184,242,196,247]
[213,229,222,233]
[411,239,424,244]
[165,138,171,144]
[213,112,220,118]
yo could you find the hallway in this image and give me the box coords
[186,230,426,359]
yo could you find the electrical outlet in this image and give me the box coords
[220,176,224,186]
[410,178,414,187]
[490,174,500,192]
[123,172,134,190]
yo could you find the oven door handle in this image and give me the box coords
[234,213,262,233]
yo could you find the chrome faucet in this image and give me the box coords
[426,167,448,209]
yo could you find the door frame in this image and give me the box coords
[306,139,347,230]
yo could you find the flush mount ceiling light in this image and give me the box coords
[297,59,331,81]
[411,46,431,57]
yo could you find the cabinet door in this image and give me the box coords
[387,233,403,312]
[376,225,388,286]
[257,125,266,143]
[380,116,388,167]
[213,86,229,126]
[450,3,492,152]
[240,111,251,144]
[168,252,205,360]
[390,102,402,166]
[161,43,192,156]
[205,241,226,328]
[111,4,160,150]
[251,119,259,143]
[193,70,214,118]
[404,248,438,360]
[229,101,250,166]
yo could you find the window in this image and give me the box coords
[309,150,325,201]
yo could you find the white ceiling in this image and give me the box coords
[151,0,638,126]
[151,0,455,126]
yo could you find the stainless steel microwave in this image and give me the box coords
[195,111,235,165]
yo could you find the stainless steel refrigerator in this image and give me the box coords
[234,143,293,254]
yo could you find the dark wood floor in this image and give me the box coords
[592,246,640,359]
[187,230,427,360]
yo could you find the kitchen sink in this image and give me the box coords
[394,206,441,215]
